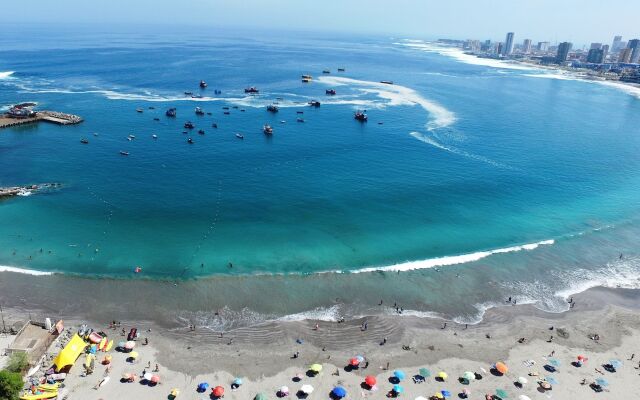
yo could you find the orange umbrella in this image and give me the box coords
[495,362,508,375]
[364,375,377,386]
[213,386,224,397]
[349,358,359,366]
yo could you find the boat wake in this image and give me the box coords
[351,239,555,273]
[0,71,15,79]
[317,75,456,130]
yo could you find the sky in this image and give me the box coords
[1,0,639,46]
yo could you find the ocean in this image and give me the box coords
[1,26,640,328]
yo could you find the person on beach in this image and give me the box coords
[154,364,159,372]
[442,323,447,329]
[313,323,319,330]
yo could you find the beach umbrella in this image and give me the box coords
[437,371,448,380]
[434,393,444,399]
[441,390,451,397]
[548,358,561,367]
[332,386,347,398]
[129,351,139,359]
[394,370,406,380]
[518,396,531,400]
[355,355,365,363]
[300,384,314,394]
[495,362,508,374]
[170,388,179,397]
[124,341,136,350]
[462,371,475,381]
[279,386,289,395]
[254,393,268,400]
[349,358,360,366]
[544,376,558,385]
[364,376,377,386]
[233,378,243,386]
[212,386,224,397]
[495,388,508,398]
[595,377,609,387]
[419,368,431,378]
[517,376,528,385]
[309,364,322,373]
[143,372,153,381]
[609,359,623,369]
[151,375,160,384]
[198,382,209,392]
[393,384,404,393]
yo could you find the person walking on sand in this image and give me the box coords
[313,323,319,331]
[629,353,635,361]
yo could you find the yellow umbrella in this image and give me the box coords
[437,371,448,380]
[129,351,139,359]
[309,364,323,372]
[170,388,180,397]
[434,393,444,399]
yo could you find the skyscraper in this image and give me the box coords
[628,39,640,64]
[602,45,610,62]
[587,48,604,64]
[590,43,602,50]
[555,42,572,64]
[537,42,549,52]
[502,32,515,56]
[619,48,632,63]
[612,35,623,52]
[522,39,532,54]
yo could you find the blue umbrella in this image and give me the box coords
[609,359,623,369]
[393,384,404,393]
[595,377,609,387]
[441,390,451,398]
[233,378,243,386]
[332,386,347,398]
[393,370,406,380]
[548,358,561,367]
[545,376,559,385]
[197,382,209,392]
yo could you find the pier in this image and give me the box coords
[0,110,83,129]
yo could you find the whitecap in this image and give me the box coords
[0,265,54,276]
[0,71,15,79]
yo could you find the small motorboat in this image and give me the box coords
[266,104,279,113]
[240,109,245,112]
[354,111,368,121]
[127,137,132,141]
[235,133,244,139]
[244,87,259,94]
[199,80,208,88]
[338,68,346,72]
[302,78,311,83]
[308,100,321,107]
[195,107,205,115]
[191,94,203,99]
[326,89,336,95]
[296,111,304,114]
[380,80,394,85]
[184,91,193,96]
[136,108,143,113]
[212,123,218,128]
[187,137,194,144]
[206,112,212,115]
[232,105,239,109]
[263,124,273,135]
[93,132,99,136]
[222,106,230,110]
[148,106,155,110]
[128,134,136,140]
[184,121,195,129]
[120,151,129,156]
[198,129,205,135]
[152,134,158,139]
[182,131,188,134]
[322,69,331,74]
[153,117,160,121]
[80,138,89,144]
[280,120,286,124]
[224,111,230,115]
[301,74,313,80]
[166,108,177,117]
[297,118,305,123]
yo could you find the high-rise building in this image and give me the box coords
[628,39,640,63]
[602,45,610,62]
[590,43,603,50]
[497,42,504,55]
[537,41,549,52]
[619,48,632,63]
[612,35,623,52]
[556,42,572,63]
[502,32,515,56]
[522,39,532,54]
[587,48,604,64]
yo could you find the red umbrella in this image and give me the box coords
[364,375,377,386]
[349,358,360,366]
[150,375,160,384]
[213,386,224,397]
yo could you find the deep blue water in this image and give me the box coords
[1,27,640,323]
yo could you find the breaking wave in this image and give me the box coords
[0,265,54,276]
[0,71,15,79]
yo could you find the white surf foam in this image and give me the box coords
[0,71,15,79]
[277,305,341,322]
[351,239,554,274]
[317,75,456,130]
[0,265,54,276]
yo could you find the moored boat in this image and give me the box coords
[354,110,368,121]
[380,80,394,85]
[184,121,195,129]
[263,124,273,135]
[195,107,205,115]
[80,138,89,144]
[326,89,336,95]
[166,108,177,117]
[199,80,208,88]
[244,87,259,94]
[308,100,321,107]
[266,104,279,113]
[235,133,244,139]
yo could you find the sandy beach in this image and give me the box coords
[2,286,639,400]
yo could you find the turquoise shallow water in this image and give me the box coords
[1,27,640,324]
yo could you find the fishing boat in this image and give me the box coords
[244,87,259,94]
[322,69,331,74]
[199,80,208,88]
[326,89,336,95]
[80,138,89,144]
[235,133,244,139]
[263,124,273,135]
[338,68,346,72]
[224,111,230,115]
[187,137,194,144]
[266,104,279,113]
[354,111,368,121]
[308,100,321,107]
[166,108,177,117]
[195,107,205,115]
[380,80,394,85]
[301,74,313,80]
[120,151,129,156]
[198,129,205,135]
[136,108,143,113]
[184,121,195,129]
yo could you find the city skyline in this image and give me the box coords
[0,0,639,46]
